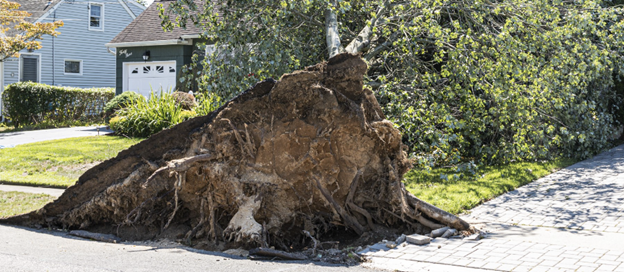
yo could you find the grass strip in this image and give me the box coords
[404,158,577,214]
[0,136,143,188]
[0,191,57,218]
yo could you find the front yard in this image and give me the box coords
[0,136,142,188]
[0,191,57,218]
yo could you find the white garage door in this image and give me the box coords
[125,61,177,97]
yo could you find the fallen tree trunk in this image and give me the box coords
[1,53,470,250]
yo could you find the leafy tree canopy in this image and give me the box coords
[0,0,63,61]
[162,0,624,169]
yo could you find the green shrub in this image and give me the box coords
[2,82,114,127]
[109,91,222,137]
[103,91,144,121]
[194,93,221,116]
[110,92,196,137]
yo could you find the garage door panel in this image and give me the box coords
[125,61,177,97]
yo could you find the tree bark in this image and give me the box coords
[325,1,343,58]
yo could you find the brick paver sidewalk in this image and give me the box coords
[362,145,624,272]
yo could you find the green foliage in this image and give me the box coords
[404,158,577,214]
[110,92,196,138]
[103,91,144,121]
[376,0,624,167]
[0,136,142,188]
[110,91,221,138]
[163,0,624,168]
[194,92,221,116]
[2,82,114,127]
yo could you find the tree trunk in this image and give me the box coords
[324,1,343,58]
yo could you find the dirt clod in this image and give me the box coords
[1,53,469,253]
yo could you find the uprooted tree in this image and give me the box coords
[2,54,469,250]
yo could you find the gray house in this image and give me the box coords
[106,0,204,97]
[0,0,146,91]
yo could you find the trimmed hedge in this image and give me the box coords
[2,82,114,127]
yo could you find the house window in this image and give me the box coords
[89,3,103,30]
[21,55,40,82]
[64,60,82,74]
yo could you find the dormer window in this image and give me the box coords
[89,3,103,31]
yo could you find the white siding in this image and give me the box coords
[2,0,145,89]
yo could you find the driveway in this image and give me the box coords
[0,126,113,148]
[362,145,624,271]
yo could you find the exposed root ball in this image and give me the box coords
[2,53,469,250]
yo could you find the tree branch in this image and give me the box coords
[325,1,344,58]
[291,10,324,27]
[345,0,389,54]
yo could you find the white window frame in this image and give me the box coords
[64,59,83,75]
[88,3,104,31]
[19,53,42,83]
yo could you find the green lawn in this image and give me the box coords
[0,191,57,218]
[0,136,143,188]
[404,158,577,214]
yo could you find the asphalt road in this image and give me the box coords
[0,224,382,272]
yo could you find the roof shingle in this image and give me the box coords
[108,0,202,45]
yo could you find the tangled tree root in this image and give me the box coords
[1,53,469,251]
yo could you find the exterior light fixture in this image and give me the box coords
[143,50,150,61]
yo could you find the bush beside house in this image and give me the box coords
[2,82,114,127]
[109,91,218,137]
[103,91,144,121]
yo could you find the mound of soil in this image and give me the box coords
[2,53,469,252]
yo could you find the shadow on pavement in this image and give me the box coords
[0,224,363,269]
